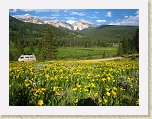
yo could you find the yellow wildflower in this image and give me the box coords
[38,99,44,106]
[53,86,58,91]
[98,98,102,103]
[104,99,108,103]
[45,74,50,79]
[84,89,89,92]
[105,87,110,91]
[72,87,77,91]
[74,99,78,103]
[113,87,117,90]
[94,92,98,98]
[25,83,30,87]
[34,93,38,97]
[102,78,106,82]
[106,92,111,96]
[111,90,116,96]
[136,99,139,105]
[91,83,95,88]
[76,84,81,88]
[41,88,46,91]
[56,91,60,96]
[107,77,111,81]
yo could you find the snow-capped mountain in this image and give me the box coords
[15,15,97,30]
[73,19,97,30]
[17,14,44,24]
[44,20,74,30]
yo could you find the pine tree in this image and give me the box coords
[17,39,24,57]
[117,44,123,56]
[87,51,92,60]
[102,51,106,58]
[29,39,34,54]
[122,33,129,54]
[132,28,139,53]
[42,27,58,60]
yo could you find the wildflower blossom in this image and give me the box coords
[106,92,111,96]
[38,99,44,106]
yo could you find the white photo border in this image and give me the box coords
[0,0,148,115]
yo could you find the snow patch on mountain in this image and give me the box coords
[15,15,97,30]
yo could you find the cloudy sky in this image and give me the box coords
[9,9,139,26]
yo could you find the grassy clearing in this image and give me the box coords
[10,44,119,61]
[56,46,118,60]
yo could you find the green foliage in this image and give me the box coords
[87,51,92,60]
[29,39,34,54]
[102,51,106,58]
[81,25,138,42]
[131,55,136,60]
[117,44,123,56]
[132,28,139,53]
[122,33,129,54]
[9,15,139,61]
[117,28,139,56]
[41,26,58,60]
[16,39,24,57]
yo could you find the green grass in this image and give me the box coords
[56,46,118,60]
[10,45,119,61]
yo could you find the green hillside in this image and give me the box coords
[9,15,139,61]
[9,15,81,40]
[80,25,138,42]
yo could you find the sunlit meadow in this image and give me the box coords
[9,58,139,106]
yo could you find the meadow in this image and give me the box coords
[9,58,139,106]
[56,46,118,60]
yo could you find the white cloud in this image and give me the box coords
[109,10,139,26]
[135,10,139,16]
[71,12,85,16]
[63,9,70,13]
[65,17,76,20]
[88,16,98,18]
[51,14,60,17]
[124,16,128,18]
[50,9,60,13]
[9,9,17,13]
[12,15,23,18]
[97,20,107,22]
[35,9,51,13]
[50,17,59,19]
[95,12,99,14]
[40,16,51,19]
[66,20,76,24]
[20,9,34,12]
[106,11,112,17]
[24,14,30,16]
[19,9,52,13]
[12,14,42,19]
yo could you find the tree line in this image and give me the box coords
[9,15,139,61]
[9,27,58,61]
[117,27,139,56]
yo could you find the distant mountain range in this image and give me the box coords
[15,14,97,31]
[9,15,139,43]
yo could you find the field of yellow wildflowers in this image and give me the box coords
[9,58,139,106]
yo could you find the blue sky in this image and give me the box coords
[9,9,139,26]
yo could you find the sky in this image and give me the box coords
[9,9,139,26]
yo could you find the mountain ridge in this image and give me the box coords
[13,14,97,31]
